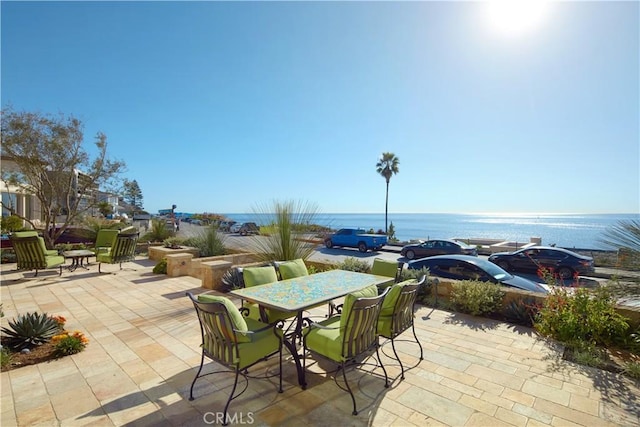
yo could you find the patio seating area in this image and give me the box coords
[1,256,639,426]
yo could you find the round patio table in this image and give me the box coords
[62,249,95,272]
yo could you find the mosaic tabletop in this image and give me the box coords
[230,269,395,312]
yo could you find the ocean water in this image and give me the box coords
[220,213,639,250]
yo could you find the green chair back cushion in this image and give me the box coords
[243,266,278,287]
[379,279,415,317]
[95,229,119,251]
[198,294,250,342]
[340,284,378,330]
[371,258,399,279]
[278,259,309,280]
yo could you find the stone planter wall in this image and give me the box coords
[149,246,200,262]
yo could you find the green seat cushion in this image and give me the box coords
[45,255,65,268]
[198,294,249,341]
[371,258,399,279]
[96,249,113,263]
[278,259,309,280]
[340,284,378,330]
[243,266,278,287]
[303,316,343,362]
[237,318,282,369]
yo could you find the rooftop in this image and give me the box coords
[1,258,639,426]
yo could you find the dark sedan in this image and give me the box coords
[488,246,595,280]
[407,254,549,293]
[401,239,477,260]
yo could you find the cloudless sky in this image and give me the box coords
[2,1,638,215]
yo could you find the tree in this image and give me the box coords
[122,179,144,214]
[97,201,113,218]
[1,108,126,248]
[375,152,400,234]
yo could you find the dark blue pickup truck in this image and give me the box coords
[323,228,388,253]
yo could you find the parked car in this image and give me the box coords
[324,228,388,253]
[408,254,549,293]
[401,239,477,260]
[230,223,242,233]
[488,246,595,280]
[50,226,96,245]
[238,222,260,236]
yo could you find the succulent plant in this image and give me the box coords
[1,312,61,350]
[221,267,245,292]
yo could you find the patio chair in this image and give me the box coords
[242,266,297,323]
[371,258,403,284]
[377,275,426,379]
[10,233,65,276]
[274,258,309,280]
[302,284,390,415]
[97,233,139,273]
[186,292,282,426]
[93,229,119,255]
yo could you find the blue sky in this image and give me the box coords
[2,1,638,215]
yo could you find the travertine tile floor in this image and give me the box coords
[1,258,639,426]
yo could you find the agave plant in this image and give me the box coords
[1,312,62,350]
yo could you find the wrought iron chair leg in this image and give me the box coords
[341,364,358,416]
[278,343,283,393]
[412,324,424,360]
[222,368,241,426]
[376,345,390,387]
[34,269,39,277]
[390,337,405,380]
[189,352,206,400]
[98,263,102,273]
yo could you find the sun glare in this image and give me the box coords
[486,0,549,37]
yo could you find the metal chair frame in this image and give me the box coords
[303,288,389,416]
[187,292,283,426]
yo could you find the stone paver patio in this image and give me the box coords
[1,258,639,426]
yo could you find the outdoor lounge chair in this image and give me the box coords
[186,292,283,426]
[302,284,390,415]
[96,232,139,273]
[10,233,65,276]
[377,275,426,379]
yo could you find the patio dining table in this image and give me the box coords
[230,269,395,387]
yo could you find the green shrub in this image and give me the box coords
[153,259,167,274]
[141,219,173,242]
[1,215,25,233]
[163,237,183,248]
[1,312,62,350]
[566,341,608,368]
[623,361,640,380]
[182,225,227,257]
[336,257,370,273]
[0,347,13,369]
[503,297,542,327]
[535,287,629,347]
[449,281,505,316]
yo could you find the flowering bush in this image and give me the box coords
[52,331,89,356]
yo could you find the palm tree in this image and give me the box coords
[376,152,400,234]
